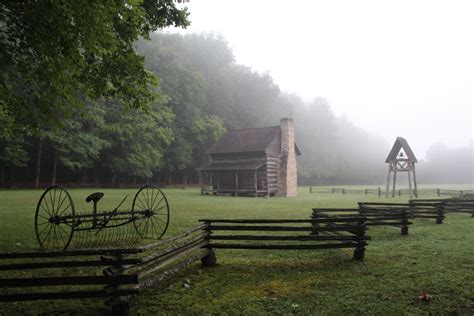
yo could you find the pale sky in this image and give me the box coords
[172,0,474,158]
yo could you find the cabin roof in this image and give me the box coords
[206,125,301,155]
[385,137,417,163]
[206,126,280,154]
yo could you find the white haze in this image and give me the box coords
[172,0,474,158]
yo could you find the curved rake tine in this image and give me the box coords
[111,223,120,247]
[77,228,85,249]
[80,229,88,249]
[122,221,130,246]
[98,221,109,248]
[110,224,118,247]
[94,228,102,249]
[81,230,89,249]
[126,221,136,246]
[131,220,138,244]
[85,219,95,249]
[105,222,113,247]
[128,219,138,245]
[114,223,121,246]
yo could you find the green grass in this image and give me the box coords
[0,186,473,315]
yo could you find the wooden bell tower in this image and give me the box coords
[385,137,418,198]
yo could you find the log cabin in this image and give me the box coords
[199,118,301,197]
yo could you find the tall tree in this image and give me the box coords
[0,0,189,143]
[45,101,110,185]
[100,100,174,184]
[137,33,226,179]
[0,102,29,184]
[1,1,189,186]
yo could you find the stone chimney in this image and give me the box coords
[277,118,297,197]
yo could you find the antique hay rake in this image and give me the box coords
[34,185,170,251]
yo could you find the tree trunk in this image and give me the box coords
[112,172,117,187]
[9,167,15,188]
[93,167,99,187]
[35,139,43,188]
[82,170,88,185]
[51,149,58,186]
[1,166,5,186]
[168,172,172,185]
[24,165,29,183]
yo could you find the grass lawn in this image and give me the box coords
[0,186,473,315]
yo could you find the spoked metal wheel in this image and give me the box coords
[35,186,75,251]
[132,185,170,240]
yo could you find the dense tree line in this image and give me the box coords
[2,15,470,187]
[0,0,193,187]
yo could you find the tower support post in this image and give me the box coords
[412,164,418,197]
[408,169,413,199]
[385,163,392,198]
[392,168,397,197]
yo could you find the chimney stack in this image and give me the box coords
[277,118,297,197]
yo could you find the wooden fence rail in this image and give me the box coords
[312,206,412,235]
[0,224,210,315]
[199,217,370,261]
[309,187,474,198]
[358,202,445,224]
[410,197,474,217]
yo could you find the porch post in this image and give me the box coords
[254,170,257,197]
[234,171,238,196]
[199,171,203,195]
[209,171,214,194]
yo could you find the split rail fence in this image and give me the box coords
[0,215,372,314]
[0,224,210,315]
[309,187,474,198]
[410,198,474,217]
[199,217,370,261]
[313,205,412,235]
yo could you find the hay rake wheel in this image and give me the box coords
[132,185,170,240]
[34,185,170,251]
[35,186,76,251]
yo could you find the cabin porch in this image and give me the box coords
[199,166,272,197]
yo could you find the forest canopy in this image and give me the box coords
[0,0,189,117]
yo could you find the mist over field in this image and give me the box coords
[177,0,474,158]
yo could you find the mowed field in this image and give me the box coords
[0,186,473,315]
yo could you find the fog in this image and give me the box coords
[175,0,473,159]
[2,1,471,188]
